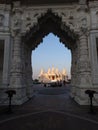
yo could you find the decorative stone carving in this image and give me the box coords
[79,0,87,5]
[12,16,22,35]
[81,17,87,28]
[11,2,23,36]
[11,5,90,38]
[0,14,4,26]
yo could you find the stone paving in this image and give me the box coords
[0,84,98,130]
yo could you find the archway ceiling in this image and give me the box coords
[0,0,93,5]
[23,10,77,50]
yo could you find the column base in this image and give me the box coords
[0,87,9,105]
[26,85,34,99]
[73,86,98,105]
[70,85,76,98]
[0,87,32,105]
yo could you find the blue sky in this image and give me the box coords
[31,33,71,79]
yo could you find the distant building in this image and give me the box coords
[39,67,68,83]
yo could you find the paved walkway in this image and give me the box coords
[0,84,98,130]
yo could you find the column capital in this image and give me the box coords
[79,28,89,38]
[12,29,21,37]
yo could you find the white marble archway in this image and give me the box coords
[0,1,98,105]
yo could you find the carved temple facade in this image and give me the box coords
[39,68,68,83]
[0,0,98,105]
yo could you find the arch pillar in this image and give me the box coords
[74,33,92,105]
[70,42,79,98]
[9,34,27,104]
[24,46,33,98]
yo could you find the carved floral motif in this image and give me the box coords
[10,5,90,37]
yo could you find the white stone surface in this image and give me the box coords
[0,1,98,105]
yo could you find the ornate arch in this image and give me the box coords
[9,2,92,105]
[22,9,78,50]
[11,2,90,48]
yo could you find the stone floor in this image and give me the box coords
[0,84,98,130]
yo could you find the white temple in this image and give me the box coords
[39,67,68,83]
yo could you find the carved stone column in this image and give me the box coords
[70,44,78,98]
[10,35,21,86]
[26,48,33,98]
[10,34,27,104]
[75,32,92,105]
[24,44,33,98]
[9,1,28,104]
[78,34,92,87]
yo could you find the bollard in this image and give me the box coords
[5,90,16,113]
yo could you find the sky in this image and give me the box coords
[31,33,72,79]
